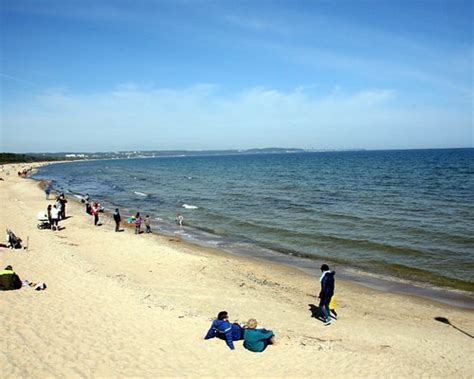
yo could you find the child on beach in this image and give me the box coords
[134,212,142,234]
[176,213,184,227]
[145,215,151,233]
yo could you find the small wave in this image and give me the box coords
[183,204,198,209]
[134,191,148,197]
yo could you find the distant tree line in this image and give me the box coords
[0,153,68,164]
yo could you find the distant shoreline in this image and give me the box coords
[2,146,473,163]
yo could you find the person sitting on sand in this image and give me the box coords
[318,264,335,326]
[204,311,244,350]
[243,319,276,352]
[0,265,22,291]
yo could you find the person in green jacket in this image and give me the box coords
[243,319,276,352]
[0,265,22,291]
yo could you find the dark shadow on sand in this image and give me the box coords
[435,317,474,338]
[308,304,325,322]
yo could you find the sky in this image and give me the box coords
[0,0,472,153]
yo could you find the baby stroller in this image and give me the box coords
[37,211,51,230]
[6,229,23,249]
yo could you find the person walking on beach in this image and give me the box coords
[318,264,335,326]
[50,204,60,231]
[44,183,51,200]
[134,212,142,234]
[91,202,100,226]
[55,196,63,221]
[145,215,151,233]
[113,208,121,232]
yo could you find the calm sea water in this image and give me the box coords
[33,149,474,293]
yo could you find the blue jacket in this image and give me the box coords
[204,319,242,350]
[319,271,335,302]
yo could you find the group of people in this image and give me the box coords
[204,264,337,353]
[83,194,102,226]
[204,311,276,353]
[45,193,68,231]
[17,168,32,178]
[126,212,152,234]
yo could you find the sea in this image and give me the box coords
[32,149,474,307]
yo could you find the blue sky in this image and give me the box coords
[0,0,472,152]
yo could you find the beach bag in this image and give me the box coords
[329,296,336,310]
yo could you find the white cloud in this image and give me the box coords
[1,84,471,152]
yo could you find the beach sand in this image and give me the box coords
[1,162,473,377]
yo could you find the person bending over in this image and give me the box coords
[204,311,244,350]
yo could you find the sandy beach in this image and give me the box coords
[1,162,473,378]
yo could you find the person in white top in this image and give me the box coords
[50,205,60,231]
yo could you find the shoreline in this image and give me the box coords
[1,161,473,377]
[30,160,474,310]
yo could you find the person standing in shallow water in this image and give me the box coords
[318,264,335,326]
[113,209,121,232]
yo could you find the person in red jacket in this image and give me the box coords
[91,202,100,226]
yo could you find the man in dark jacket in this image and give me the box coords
[319,264,335,326]
[204,311,243,350]
[0,265,22,291]
[113,209,121,232]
